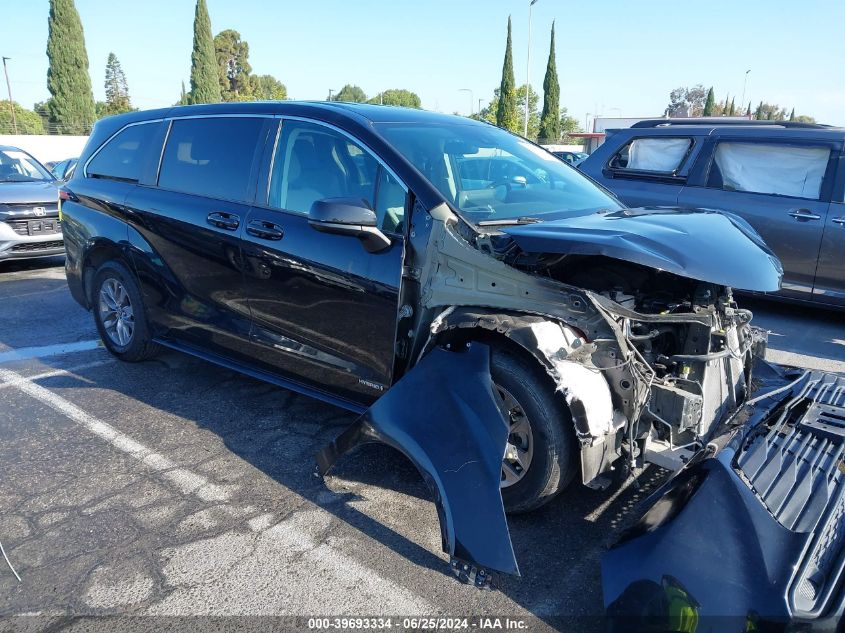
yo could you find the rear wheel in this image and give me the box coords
[491,347,578,513]
[92,261,161,362]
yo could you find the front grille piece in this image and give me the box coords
[737,373,845,616]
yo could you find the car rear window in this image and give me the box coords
[609,137,693,173]
[708,142,831,199]
[86,123,155,182]
[158,117,264,202]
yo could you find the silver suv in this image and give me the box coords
[0,145,63,261]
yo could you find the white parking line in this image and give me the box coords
[0,339,102,364]
[0,365,231,503]
[0,359,115,390]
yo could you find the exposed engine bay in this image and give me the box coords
[319,201,781,582]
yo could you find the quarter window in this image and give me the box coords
[87,123,155,182]
[609,137,693,173]
[269,120,406,232]
[707,142,831,200]
[158,117,264,202]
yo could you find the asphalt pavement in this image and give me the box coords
[0,256,842,631]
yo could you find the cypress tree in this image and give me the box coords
[496,16,518,132]
[746,102,751,117]
[188,0,221,104]
[729,97,736,116]
[46,0,96,134]
[789,107,795,122]
[538,21,560,143]
[754,100,763,120]
[702,87,715,116]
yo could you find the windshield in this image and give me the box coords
[375,122,622,224]
[0,149,53,183]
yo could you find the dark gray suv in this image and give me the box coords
[580,119,845,308]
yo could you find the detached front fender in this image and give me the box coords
[317,343,518,581]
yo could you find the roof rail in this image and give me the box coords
[630,118,830,130]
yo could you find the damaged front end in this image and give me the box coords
[318,201,787,582]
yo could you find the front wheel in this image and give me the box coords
[92,261,161,362]
[491,347,578,513]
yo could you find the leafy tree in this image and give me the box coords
[332,84,367,102]
[559,106,582,142]
[496,16,518,132]
[368,89,421,108]
[188,0,221,104]
[665,85,707,117]
[516,84,541,140]
[538,22,560,143]
[250,74,287,100]
[46,0,96,134]
[101,52,132,116]
[702,87,715,116]
[214,29,252,101]
[0,101,45,134]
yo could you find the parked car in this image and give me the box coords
[0,145,63,262]
[60,104,843,623]
[551,150,588,166]
[580,119,845,308]
[51,157,78,182]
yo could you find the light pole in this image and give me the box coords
[2,57,17,135]
[328,88,335,101]
[524,0,539,137]
[585,112,591,132]
[741,69,751,117]
[459,88,474,116]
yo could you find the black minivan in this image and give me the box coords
[62,103,845,620]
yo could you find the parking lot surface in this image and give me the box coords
[1,257,843,630]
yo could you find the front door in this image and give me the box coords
[241,118,408,406]
[813,156,845,306]
[679,138,836,300]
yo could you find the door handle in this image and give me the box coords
[832,217,845,226]
[788,209,822,221]
[207,211,240,230]
[246,219,284,241]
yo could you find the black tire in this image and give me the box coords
[91,260,161,362]
[491,346,578,513]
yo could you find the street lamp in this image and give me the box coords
[459,88,474,116]
[328,88,336,101]
[2,57,17,135]
[741,69,751,116]
[524,0,539,137]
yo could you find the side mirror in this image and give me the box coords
[308,198,391,253]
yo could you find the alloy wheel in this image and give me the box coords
[98,278,134,347]
[495,384,535,488]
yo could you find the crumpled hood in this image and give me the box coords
[501,207,783,292]
[0,181,59,206]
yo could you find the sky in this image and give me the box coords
[3,0,845,129]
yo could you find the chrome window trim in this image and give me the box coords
[265,114,409,212]
[82,119,162,179]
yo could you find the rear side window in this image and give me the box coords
[707,142,831,200]
[158,117,264,202]
[87,123,154,182]
[609,137,692,173]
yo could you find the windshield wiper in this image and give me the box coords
[477,216,543,227]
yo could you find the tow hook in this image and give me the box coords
[450,558,493,589]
